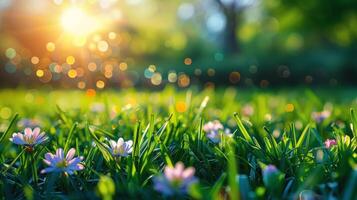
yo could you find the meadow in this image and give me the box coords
[0,88,356,199]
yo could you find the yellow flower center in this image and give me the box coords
[25,136,35,144]
[56,160,68,168]
[171,178,183,187]
[113,146,125,155]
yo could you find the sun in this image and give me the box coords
[61,7,100,36]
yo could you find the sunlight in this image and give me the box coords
[61,7,100,36]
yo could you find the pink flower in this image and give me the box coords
[154,162,197,196]
[90,103,105,113]
[203,120,223,133]
[41,148,84,175]
[242,104,254,117]
[324,139,337,149]
[10,127,48,147]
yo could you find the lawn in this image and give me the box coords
[0,88,356,199]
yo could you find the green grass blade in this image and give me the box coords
[296,123,312,148]
[290,123,297,148]
[64,122,78,152]
[210,172,227,198]
[85,122,113,162]
[2,148,25,174]
[234,112,252,143]
[350,108,357,137]
[0,113,19,144]
[227,144,240,200]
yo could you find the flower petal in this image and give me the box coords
[56,148,64,159]
[11,133,26,145]
[164,167,175,181]
[174,162,185,177]
[24,128,32,137]
[66,148,76,160]
[125,140,133,147]
[36,134,48,144]
[117,138,124,146]
[109,140,117,149]
[32,127,40,138]
[68,157,82,166]
[182,167,195,179]
[41,167,56,174]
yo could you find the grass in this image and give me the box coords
[0,87,356,199]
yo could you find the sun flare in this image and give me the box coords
[61,7,100,36]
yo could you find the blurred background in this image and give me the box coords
[0,0,356,89]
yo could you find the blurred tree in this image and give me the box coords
[213,0,253,54]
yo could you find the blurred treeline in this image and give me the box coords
[118,0,357,85]
[0,0,357,87]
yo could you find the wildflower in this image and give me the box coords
[17,118,41,128]
[41,148,84,174]
[203,121,232,143]
[205,131,221,143]
[105,138,133,157]
[262,165,278,179]
[224,128,233,137]
[324,139,337,149]
[262,164,284,195]
[203,120,223,143]
[154,162,197,196]
[91,141,97,147]
[242,104,254,117]
[311,110,331,123]
[10,127,48,148]
[203,120,224,133]
[90,103,105,113]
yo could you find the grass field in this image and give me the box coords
[0,88,356,199]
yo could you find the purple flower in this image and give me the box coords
[10,127,48,147]
[154,162,197,196]
[203,120,223,143]
[263,164,278,178]
[41,148,84,175]
[324,139,337,149]
[203,121,232,143]
[311,110,331,123]
[17,118,41,128]
[262,164,284,194]
[224,128,233,136]
[205,132,221,143]
[105,138,133,157]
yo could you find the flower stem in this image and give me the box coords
[31,154,38,184]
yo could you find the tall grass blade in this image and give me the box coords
[234,112,252,143]
[0,113,19,144]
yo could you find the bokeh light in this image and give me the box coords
[66,56,76,65]
[96,80,105,89]
[61,7,101,36]
[5,48,16,59]
[31,56,40,65]
[36,70,44,77]
[46,42,56,52]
